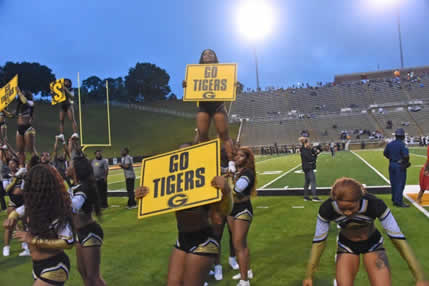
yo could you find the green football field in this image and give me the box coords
[1,148,428,285]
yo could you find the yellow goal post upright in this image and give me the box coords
[77,72,112,152]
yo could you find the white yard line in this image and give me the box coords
[351,151,390,184]
[403,185,429,219]
[259,164,301,189]
[352,151,429,219]
[256,155,290,164]
[410,153,427,159]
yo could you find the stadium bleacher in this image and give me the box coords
[231,67,429,147]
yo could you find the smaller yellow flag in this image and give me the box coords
[50,79,66,105]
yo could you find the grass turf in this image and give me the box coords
[1,151,428,285]
[1,195,428,286]
[263,151,387,189]
[3,102,239,159]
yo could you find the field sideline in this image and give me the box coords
[0,148,428,285]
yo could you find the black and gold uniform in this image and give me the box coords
[3,173,24,208]
[315,194,396,254]
[198,102,227,117]
[32,251,71,286]
[306,194,426,281]
[175,206,219,256]
[31,219,74,286]
[71,184,104,247]
[9,207,74,286]
[230,168,255,222]
[60,89,73,112]
[16,98,35,136]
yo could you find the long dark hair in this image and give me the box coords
[23,165,74,238]
[199,49,219,64]
[237,147,257,196]
[73,155,102,218]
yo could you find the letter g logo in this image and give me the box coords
[168,194,188,208]
[202,91,216,99]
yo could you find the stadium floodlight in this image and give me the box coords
[237,0,274,41]
[236,0,275,91]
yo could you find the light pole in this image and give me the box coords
[237,1,274,92]
[253,47,260,91]
[396,8,404,69]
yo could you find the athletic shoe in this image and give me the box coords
[312,197,322,202]
[18,249,30,256]
[71,133,79,139]
[228,161,236,173]
[304,196,312,202]
[15,167,27,178]
[127,205,137,209]
[237,280,250,286]
[1,145,7,150]
[203,282,208,286]
[214,264,223,280]
[208,270,214,276]
[229,256,239,270]
[3,245,10,256]
[232,269,253,280]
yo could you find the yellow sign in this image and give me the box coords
[183,63,237,102]
[0,75,18,112]
[138,139,221,219]
[50,79,66,105]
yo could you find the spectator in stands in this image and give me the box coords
[299,137,321,202]
[384,128,411,208]
[119,147,136,209]
[92,150,109,209]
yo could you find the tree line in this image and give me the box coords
[0,62,175,103]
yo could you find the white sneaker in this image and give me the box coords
[71,133,79,139]
[228,161,236,173]
[3,245,10,256]
[232,270,253,280]
[208,270,214,276]
[237,280,250,286]
[1,145,7,150]
[203,283,208,286]
[229,256,239,270]
[18,249,30,256]
[214,264,223,281]
[15,167,27,178]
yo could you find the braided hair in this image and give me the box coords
[23,164,73,238]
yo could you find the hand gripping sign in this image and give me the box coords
[138,139,221,219]
[0,75,18,112]
[50,78,66,105]
[183,63,237,102]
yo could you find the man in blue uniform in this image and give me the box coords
[384,128,411,207]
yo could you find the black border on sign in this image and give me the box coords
[183,63,237,102]
[139,139,220,217]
